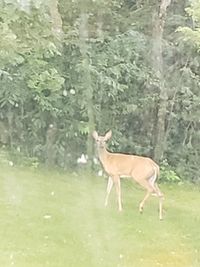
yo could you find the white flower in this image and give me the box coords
[70,89,75,95]
[93,157,98,164]
[77,154,87,164]
[63,90,67,96]
[9,161,14,166]
[98,170,103,176]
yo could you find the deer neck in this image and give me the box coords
[97,146,110,167]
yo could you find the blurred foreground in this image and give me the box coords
[0,167,199,267]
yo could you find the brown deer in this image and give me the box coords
[93,130,164,220]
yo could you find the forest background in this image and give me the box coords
[0,0,200,183]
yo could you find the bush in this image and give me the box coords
[0,147,40,169]
[160,159,181,183]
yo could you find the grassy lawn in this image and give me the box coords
[0,166,199,267]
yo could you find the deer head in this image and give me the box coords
[92,130,112,149]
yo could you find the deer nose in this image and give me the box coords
[99,142,105,148]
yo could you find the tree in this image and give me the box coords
[0,0,199,182]
[152,0,172,162]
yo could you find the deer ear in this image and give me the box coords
[92,131,98,140]
[104,130,112,141]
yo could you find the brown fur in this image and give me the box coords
[93,130,164,220]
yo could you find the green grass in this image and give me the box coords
[0,166,199,267]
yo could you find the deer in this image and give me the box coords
[92,130,164,220]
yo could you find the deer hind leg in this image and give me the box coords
[149,175,164,220]
[149,173,162,196]
[154,182,164,220]
[136,179,154,214]
[112,176,122,212]
[105,176,113,207]
[154,183,164,197]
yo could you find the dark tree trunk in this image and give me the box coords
[152,0,172,162]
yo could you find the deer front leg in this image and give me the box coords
[105,176,113,207]
[113,176,122,212]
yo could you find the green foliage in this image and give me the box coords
[0,0,200,182]
[0,147,40,169]
[177,1,200,50]
[160,160,181,183]
[28,68,64,91]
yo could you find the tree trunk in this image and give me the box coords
[45,124,57,167]
[79,12,95,167]
[48,0,63,40]
[152,0,171,162]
